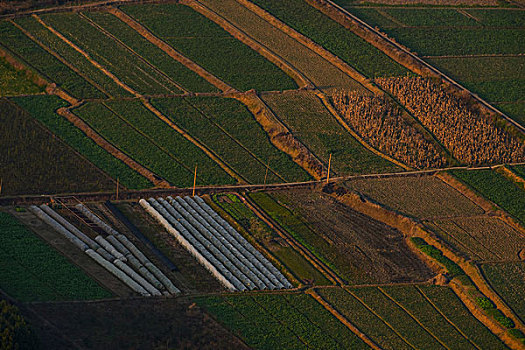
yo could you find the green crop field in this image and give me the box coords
[250,0,410,78]
[74,101,231,187]
[343,7,399,28]
[13,16,129,98]
[82,11,218,94]
[195,293,368,349]
[41,13,183,96]
[496,103,525,127]
[383,8,480,26]
[482,263,525,324]
[1,98,115,195]
[103,99,235,186]
[12,95,151,190]
[348,285,507,350]
[0,56,43,96]
[121,3,297,92]
[0,20,102,99]
[261,92,400,175]
[450,169,525,225]
[152,97,310,184]
[0,212,112,302]
[466,9,525,27]
[212,194,330,285]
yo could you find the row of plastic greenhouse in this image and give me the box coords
[29,204,180,297]
[140,196,292,291]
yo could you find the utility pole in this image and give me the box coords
[326,153,332,184]
[263,159,269,187]
[116,177,119,201]
[192,164,197,197]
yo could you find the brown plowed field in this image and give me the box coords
[345,175,485,219]
[269,189,435,284]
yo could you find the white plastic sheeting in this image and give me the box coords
[85,249,150,296]
[192,196,293,289]
[113,259,161,296]
[140,199,237,291]
[94,236,127,262]
[29,206,88,251]
[175,196,277,290]
[75,204,119,236]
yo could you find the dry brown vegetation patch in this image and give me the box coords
[333,90,447,169]
[376,77,525,166]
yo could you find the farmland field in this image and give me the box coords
[0,56,43,96]
[40,12,183,96]
[261,91,400,175]
[12,95,151,190]
[450,169,525,225]
[152,96,310,184]
[482,263,525,323]
[198,0,367,93]
[81,11,218,94]
[212,193,330,285]
[73,101,236,187]
[0,98,114,196]
[345,175,484,219]
[120,3,297,92]
[427,217,525,262]
[0,211,112,302]
[250,0,410,78]
[0,20,102,99]
[495,103,525,127]
[195,293,369,349]
[13,15,131,98]
[383,8,480,26]
[250,190,434,284]
[347,285,507,350]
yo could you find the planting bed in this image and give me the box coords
[198,0,366,92]
[345,175,484,219]
[0,211,112,302]
[427,217,525,262]
[0,20,102,99]
[212,193,330,285]
[451,169,525,225]
[195,293,368,349]
[261,91,400,175]
[121,3,297,92]
[250,0,410,78]
[482,263,525,324]
[13,95,151,190]
[250,190,434,284]
[1,98,115,196]
[0,56,42,96]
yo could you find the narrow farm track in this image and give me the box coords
[306,289,383,350]
[239,194,345,286]
[317,0,525,134]
[107,7,236,93]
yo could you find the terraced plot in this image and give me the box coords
[13,95,151,190]
[74,100,235,187]
[250,190,433,284]
[250,0,410,78]
[212,193,330,285]
[380,8,481,27]
[198,0,366,92]
[482,263,525,323]
[13,16,129,98]
[427,217,525,262]
[81,11,217,93]
[1,98,115,196]
[120,3,297,92]
[195,293,369,349]
[345,175,484,219]
[153,96,310,184]
[344,285,507,350]
[451,169,525,225]
[40,12,183,96]
[0,20,102,99]
[0,211,112,302]
[261,91,400,175]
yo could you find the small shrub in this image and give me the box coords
[476,297,495,310]
[507,329,525,343]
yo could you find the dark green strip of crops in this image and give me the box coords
[450,169,525,225]
[0,212,112,302]
[12,95,152,190]
[249,0,410,78]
